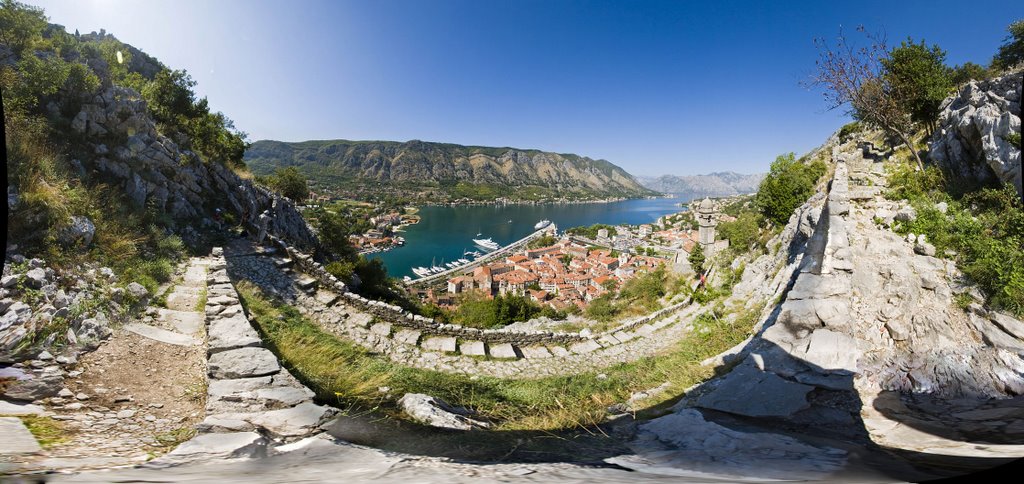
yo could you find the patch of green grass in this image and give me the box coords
[235,280,759,430]
[194,286,208,312]
[18,415,68,448]
[154,426,196,450]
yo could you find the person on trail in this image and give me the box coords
[256,210,271,244]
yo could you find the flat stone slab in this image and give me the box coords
[161,431,264,462]
[608,409,846,481]
[159,308,204,334]
[209,347,281,379]
[208,315,261,353]
[246,402,335,438]
[125,323,198,346]
[792,329,861,373]
[488,343,518,359]
[167,292,202,312]
[570,339,602,354]
[348,313,374,329]
[314,290,339,307]
[421,336,457,353]
[0,416,42,454]
[393,329,421,345]
[207,295,238,306]
[612,331,636,343]
[990,312,1024,340]
[370,322,392,337]
[296,277,318,291]
[519,345,552,359]
[0,400,45,415]
[459,340,486,356]
[599,334,621,346]
[696,364,813,417]
[549,346,571,357]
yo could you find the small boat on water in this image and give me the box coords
[534,219,551,230]
[457,258,470,264]
[403,276,412,283]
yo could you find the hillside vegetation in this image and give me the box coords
[1,1,247,288]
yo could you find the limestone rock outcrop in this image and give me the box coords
[930,70,1022,196]
[69,86,319,251]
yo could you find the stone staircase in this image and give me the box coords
[161,248,336,461]
[125,258,209,347]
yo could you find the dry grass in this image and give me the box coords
[236,280,761,430]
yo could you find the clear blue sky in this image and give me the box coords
[31,0,1016,176]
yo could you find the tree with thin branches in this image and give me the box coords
[805,26,925,170]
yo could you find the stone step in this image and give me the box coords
[158,308,204,335]
[167,292,202,312]
[0,416,43,454]
[125,323,199,346]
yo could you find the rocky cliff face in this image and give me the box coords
[635,171,765,199]
[69,87,318,251]
[930,70,1022,196]
[244,139,653,198]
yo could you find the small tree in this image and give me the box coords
[266,166,309,202]
[951,62,991,85]
[882,38,953,134]
[688,243,705,275]
[992,19,1024,70]
[806,26,925,170]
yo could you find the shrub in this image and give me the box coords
[992,19,1024,71]
[755,153,827,226]
[264,166,309,203]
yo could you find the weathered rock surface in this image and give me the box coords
[930,70,1022,196]
[397,393,489,430]
[695,363,813,417]
[208,347,281,379]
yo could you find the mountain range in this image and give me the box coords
[634,172,765,199]
[245,139,654,200]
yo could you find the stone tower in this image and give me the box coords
[696,197,718,257]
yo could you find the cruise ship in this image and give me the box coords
[473,238,501,251]
[534,219,551,229]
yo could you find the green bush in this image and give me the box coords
[454,292,542,329]
[838,121,862,140]
[755,153,827,226]
[264,166,309,203]
[565,224,617,239]
[889,165,1024,316]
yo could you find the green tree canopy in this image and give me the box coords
[950,62,991,86]
[688,243,705,275]
[0,0,46,59]
[265,166,310,203]
[992,19,1024,70]
[881,38,953,132]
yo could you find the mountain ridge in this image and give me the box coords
[635,171,765,199]
[244,138,655,200]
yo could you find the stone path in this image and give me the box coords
[0,257,211,474]
[224,238,706,379]
[180,247,335,454]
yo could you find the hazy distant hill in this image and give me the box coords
[635,172,765,199]
[245,139,654,200]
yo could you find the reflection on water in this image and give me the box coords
[373,197,690,278]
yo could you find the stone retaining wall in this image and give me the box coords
[254,237,703,359]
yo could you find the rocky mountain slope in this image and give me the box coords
[635,171,765,199]
[930,69,1022,196]
[244,139,654,199]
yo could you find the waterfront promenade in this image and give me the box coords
[404,224,557,287]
